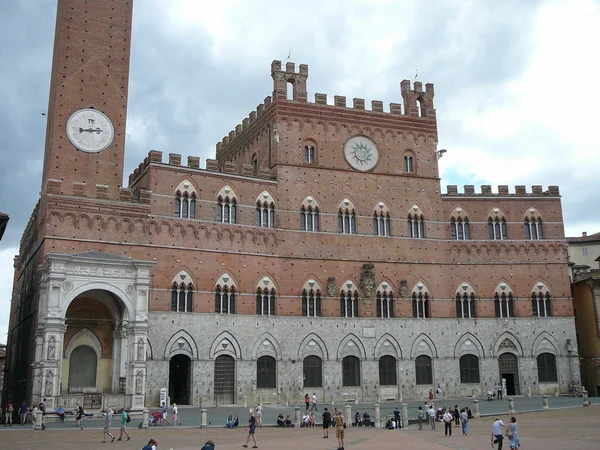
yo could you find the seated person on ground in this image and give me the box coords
[226,414,234,428]
[56,405,66,422]
[277,412,285,427]
[309,412,316,427]
[355,412,361,427]
[234,415,239,427]
[302,413,310,427]
[284,413,293,427]
[362,411,371,426]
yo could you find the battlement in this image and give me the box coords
[272,60,308,101]
[444,185,561,197]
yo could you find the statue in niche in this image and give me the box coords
[327,277,336,297]
[47,337,56,360]
[45,370,54,396]
[360,267,375,299]
[137,339,145,361]
[135,370,143,394]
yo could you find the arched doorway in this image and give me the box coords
[214,355,235,404]
[498,353,520,395]
[169,354,191,404]
[69,345,97,388]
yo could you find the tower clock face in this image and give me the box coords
[66,108,114,153]
[343,135,379,171]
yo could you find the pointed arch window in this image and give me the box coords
[257,288,277,316]
[408,214,425,238]
[300,206,319,231]
[412,292,430,318]
[456,292,476,318]
[171,282,193,312]
[257,355,276,388]
[451,217,470,240]
[494,292,514,318]
[256,201,275,228]
[404,155,414,173]
[532,292,552,317]
[340,290,359,318]
[488,217,507,240]
[373,212,391,236]
[338,208,357,234]
[217,196,237,224]
[376,291,395,318]
[215,285,236,314]
[525,218,544,240]
[175,191,196,219]
[302,288,322,317]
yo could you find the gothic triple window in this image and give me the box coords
[338,199,357,234]
[531,283,552,317]
[171,282,193,312]
[412,283,430,318]
[302,288,322,317]
[451,216,470,240]
[524,213,544,240]
[408,206,425,238]
[217,185,237,224]
[340,282,359,318]
[376,282,395,318]
[256,191,275,228]
[455,283,477,318]
[494,284,515,318]
[256,277,277,316]
[373,202,391,236]
[174,180,196,219]
[215,273,237,314]
[488,212,507,240]
[300,197,320,232]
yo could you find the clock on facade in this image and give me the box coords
[66,108,114,153]
[343,136,379,171]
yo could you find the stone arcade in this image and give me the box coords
[4,0,578,410]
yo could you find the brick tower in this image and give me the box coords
[41,0,133,199]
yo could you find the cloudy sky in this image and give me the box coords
[1,0,599,343]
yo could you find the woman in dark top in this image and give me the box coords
[242,409,257,449]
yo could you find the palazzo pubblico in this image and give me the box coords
[3,0,578,411]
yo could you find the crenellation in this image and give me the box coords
[242,117,249,130]
[446,185,458,195]
[139,189,152,204]
[119,188,132,202]
[315,93,327,104]
[532,185,543,196]
[334,95,346,107]
[148,150,163,163]
[401,79,435,118]
[547,185,560,196]
[464,185,475,195]
[249,111,256,122]
[256,103,264,117]
[413,81,423,92]
[72,182,86,197]
[205,159,218,171]
[498,185,509,195]
[187,156,200,169]
[46,179,62,195]
[353,98,365,109]
[481,185,492,195]
[515,185,526,196]
[228,130,236,140]
[235,124,242,135]
[389,103,402,114]
[168,153,181,166]
[95,184,109,200]
[224,162,237,174]
[444,184,562,197]
[371,100,384,112]
[258,167,271,179]
[242,164,253,176]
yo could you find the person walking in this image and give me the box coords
[322,408,331,438]
[506,416,520,448]
[492,418,506,450]
[75,402,84,429]
[428,405,436,430]
[304,393,310,411]
[460,408,468,435]
[102,408,116,443]
[417,406,423,430]
[31,405,38,429]
[116,408,131,441]
[172,403,181,426]
[4,400,14,426]
[255,402,262,426]
[333,409,345,450]
[443,409,453,436]
[436,384,443,399]
[310,393,318,411]
[160,402,170,426]
[242,408,258,448]
[18,401,27,425]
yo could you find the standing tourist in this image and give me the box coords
[75,402,84,429]
[31,404,38,429]
[160,402,170,426]
[443,409,453,436]
[305,393,310,411]
[497,382,503,400]
[242,408,258,448]
[394,406,401,429]
[428,404,436,430]
[417,406,423,430]
[506,416,520,448]
[117,408,131,441]
[460,408,468,435]
[436,384,443,399]
[39,398,47,430]
[454,405,460,427]
[311,393,318,411]
[19,401,27,425]
[255,402,262,426]
[491,418,506,450]
[4,400,14,426]
[172,403,181,426]
[102,408,116,443]
[322,408,331,438]
[428,389,434,401]
[333,409,345,450]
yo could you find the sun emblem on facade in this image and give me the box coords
[350,141,373,166]
[344,136,379,171]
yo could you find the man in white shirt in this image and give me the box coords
[443,410,453,436]
[302,412,310,427]
[427,406,436,430]
[492,418,505,450]
[310,393,318,411]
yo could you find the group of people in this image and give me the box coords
[424,403,472,436]
[101,407,132,443]
[488,382,505,401]
[276,412,294,427]
[304,393,319,411]
[492,417,521,449]
[568,380,581,397]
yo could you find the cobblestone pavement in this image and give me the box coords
[1,404,599,450]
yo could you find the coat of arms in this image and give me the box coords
[360,266,375,299]
[327,277,336,297]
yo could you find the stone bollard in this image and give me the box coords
[142,409,149,429]
[354,398,358,405]
[294,406,301,428]
[401,403,408,428]
[35,410,43,430]
[555,388,559,398]
[508,397,515,415]
[582,390,590,407]
[243,395,247,408]
[201,408,207,427]
[345,405,352,427]
[527,387,531,398]
[473,399,480,419]
[374,403,381,428]
[542,395,549,411]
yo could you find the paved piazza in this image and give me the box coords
[2,405,599,450]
